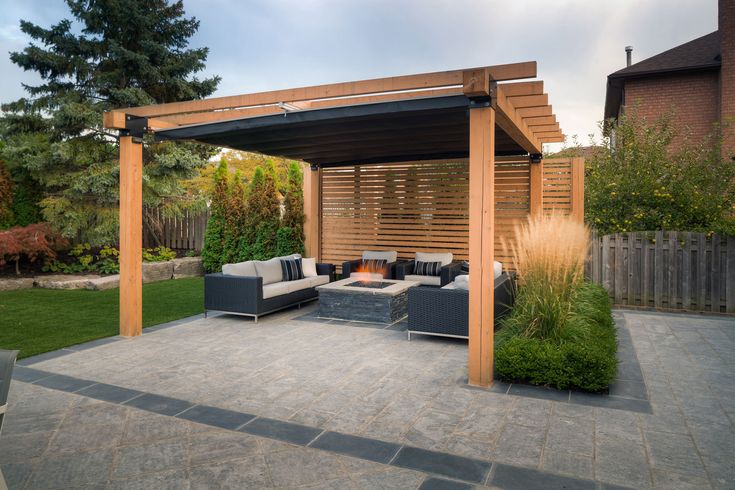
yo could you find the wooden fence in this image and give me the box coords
[587,231,735,313]
[143,208,209,251]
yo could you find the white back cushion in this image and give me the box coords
[415,252,453,266]
[362,250,398,263]
[222,261,256,276]
[494,261,503,279]
[254,258,283,285]
[454,274,469,290]
[302,257,317,277]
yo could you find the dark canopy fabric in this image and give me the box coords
[155,95,526,166]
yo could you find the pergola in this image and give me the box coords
[103,62,572,387]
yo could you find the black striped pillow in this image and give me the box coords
[413,261,442,276]
[360,258,387,274]
[280,258,304,281]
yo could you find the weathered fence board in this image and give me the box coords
[587,231,734,313]
[143,208,209,251]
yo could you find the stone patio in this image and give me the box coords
[2,306,734,489]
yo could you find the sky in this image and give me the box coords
[0,0,720,151]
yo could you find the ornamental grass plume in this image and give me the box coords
[502,213,590,342]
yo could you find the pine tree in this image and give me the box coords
[0,0,220,245]
[275,162,305,256]
[223,171,248,264]
[201,160,228,272]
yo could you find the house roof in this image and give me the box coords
[604,31,721,119]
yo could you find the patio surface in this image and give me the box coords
[2,305,734,489]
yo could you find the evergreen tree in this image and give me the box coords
[224,171,248,264]
[244,163,281,260]
[275,162,305,256]
[201,160,228,272]
[0,0,220,245]
[0,157,13,228]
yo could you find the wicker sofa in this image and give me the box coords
[406,272,515,339]
[204,257,335,322]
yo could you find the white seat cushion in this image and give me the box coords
[286,278,314,294]
[254,258,283,285]
[362,250,398,263]
[308,275,329,287]
[415,252,453,266]
[454,274,469,290]
[262,282,290,299]
[494,261,503,279]
[302,257,317,277]
[404,274,441,286]
[441,283,457,290]
[222,261,256,276]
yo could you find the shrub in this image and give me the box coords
[142,246,176,262]
[585,111,735,235]
[0,223,67,274]
[496,283,617,391]
[0,158,13,227]
[244,163,281,260]
[276,162,305,256]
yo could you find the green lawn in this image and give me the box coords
[0,277,204,359]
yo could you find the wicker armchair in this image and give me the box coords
[396,261,462,287]
[407,272,515,339]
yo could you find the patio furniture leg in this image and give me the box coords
[204,310,208,318]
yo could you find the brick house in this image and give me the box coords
[604,0,734,158]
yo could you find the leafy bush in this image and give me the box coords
[0,157,13,227]
[243,163,281,260]
[201,160,229,272]
[0,223,68,275]
[585,111,735,235]
[142,246,176,262]
[496,283,617,391]
[275,163,305,256]
[43,244,174,274]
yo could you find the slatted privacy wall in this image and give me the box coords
[320,158,537,272]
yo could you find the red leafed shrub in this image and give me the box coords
[0,223,68,275]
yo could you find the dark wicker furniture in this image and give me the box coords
[204,263,335,322]
[407,272,515,339]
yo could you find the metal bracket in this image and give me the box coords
[529,153,542,164]
[119,115,148,143]
[309,163,319,171]
[468,82,497,110]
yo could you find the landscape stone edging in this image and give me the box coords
[0,257,204,291]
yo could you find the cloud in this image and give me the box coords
[0,0,719,149]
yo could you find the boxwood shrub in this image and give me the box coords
[495,282,617,392]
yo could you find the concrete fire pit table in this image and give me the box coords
[316,277,421,325]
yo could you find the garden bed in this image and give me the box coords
[495,282,617,392]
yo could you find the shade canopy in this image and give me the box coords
[155,95,528,166]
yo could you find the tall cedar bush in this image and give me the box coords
[224,171,248,263]
[275,162,305,256]
[1,0,220,245]
[201,160,229,272]
[245,163,281,260]
[585,111,735,235]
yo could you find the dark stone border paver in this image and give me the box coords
[490,463,597,490]
[392,446,491,484]
[33,374,96,393]
[239,417,323,445]
[419,476,475,489]
[75,383,144,404]
[175,404,255,430]
[123,392,194,416]
[310,431,401,464]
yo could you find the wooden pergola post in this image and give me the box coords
[529,158,543,216]
[303,165,321,260]
[467,105,496,387]
[119,136,143,337]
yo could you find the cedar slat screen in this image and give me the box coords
[320,158,532,271]
[541,158,573,215]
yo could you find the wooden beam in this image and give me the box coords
[529,123,559,133]
[507,94,548,108]
[525,116,557,126]
[303,166,321,260]
[119,136,143,337]
[538,135,565,143]
[105,62,537,121]
[103,111,127,130]
[499,81,544,97]
[468,105,495,388]
[517,106,552,118]
[495,87,542,154]
[571,157,585,223]
[463,68,492,97]
[534,130,563,138]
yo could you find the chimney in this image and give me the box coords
[720,0,735,158]
[625,46,633,67]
